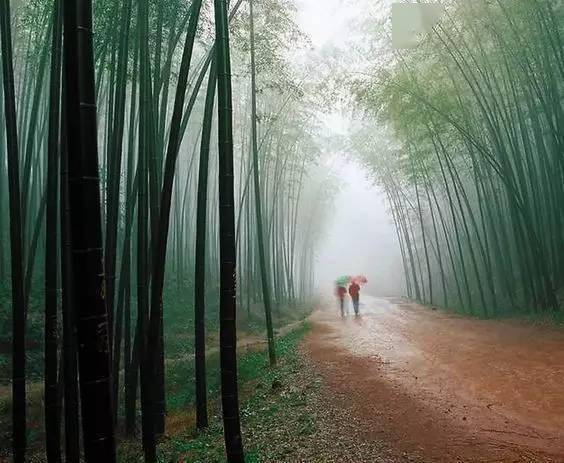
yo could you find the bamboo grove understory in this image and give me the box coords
[0,0,327,461]
[354,0,564,318]
[4,0,562,461]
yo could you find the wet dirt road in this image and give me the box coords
[303,296,564,462]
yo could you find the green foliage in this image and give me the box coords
[353,0,564,317]
[1,0,331,458]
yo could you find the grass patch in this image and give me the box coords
[0,287,314,460]
[119,322,312,462]
[416,297,564,326]
[163,306,311,414]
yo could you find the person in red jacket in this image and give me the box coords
[349,281,361,316]
[335,285,347,318]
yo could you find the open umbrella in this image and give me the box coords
[335,275,351,287]
[352,275,368,285]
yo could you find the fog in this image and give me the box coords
[314,159,405,296]
[294,0,405,297]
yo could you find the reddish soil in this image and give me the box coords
[303,296,564,462]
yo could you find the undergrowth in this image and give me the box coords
[119,322,312,463]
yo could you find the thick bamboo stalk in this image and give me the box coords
[63,0,116,459]
[214,0,245,459]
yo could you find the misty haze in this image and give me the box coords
[315,160,405,297]
[1,0,564,462]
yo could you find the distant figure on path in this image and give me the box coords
[349,281,361,316]
[336,285,347,318]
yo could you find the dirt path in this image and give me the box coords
[303,296,564,462]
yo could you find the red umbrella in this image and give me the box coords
[352,275,368,285]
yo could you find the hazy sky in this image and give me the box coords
[295,0,405,296]
[296,0,363,49]
[315,160,406,296]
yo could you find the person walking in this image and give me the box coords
[336,285,347,318]
[349,281,361,316]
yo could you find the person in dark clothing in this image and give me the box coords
[336,285,347,317]
[349,281,361,316]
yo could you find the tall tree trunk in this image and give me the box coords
[124,43,139,438]
[45,0,63,459]
[105,0,133,365]
[148,0,203,438]
[414,174,433,305]
[137,0,154,459]
[0,0,27,460]
[63,0,116,460]
[194,59,217,431]
[214,0,245,460]
[249,0,276,366]
[60,93,80,462]
[0,83,6,283]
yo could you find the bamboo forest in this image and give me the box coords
[2,0,564,462]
